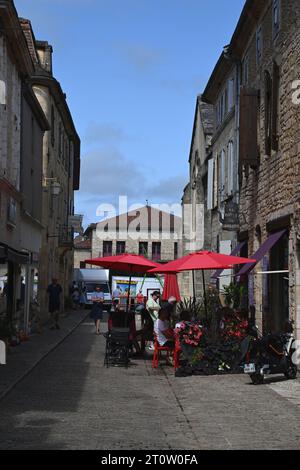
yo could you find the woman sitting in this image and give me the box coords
[175,310,192,329]
[154,307,175,349]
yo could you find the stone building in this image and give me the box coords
[86,205,182,264]
[181,96,214,298]
[74,236,92,269]
[231,0,300,336]
[19,19,81,319]
[186,0,300,338]
[199,46,245,295]
[0,0,49,332]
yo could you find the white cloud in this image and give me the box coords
[115,43,165,73]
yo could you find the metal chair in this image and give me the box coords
[104,327,130,368]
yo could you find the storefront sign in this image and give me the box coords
[220,201,239,231]
[69,215,83,234]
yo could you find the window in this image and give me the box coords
[220,150,226,202]
[103,241,112,256]
[213,155,219,208]
[139,242,148,257]
[207,158,214,210]
[273,0,280,39]
[51,105,55,147]
[227,141,234,195]
[264,70,272,156]
[116,241,126,255]
[239,87,259,166]
[256,26,263,65]
[228,78,235,110]
[152,242,161,261]
[174,242,178,260]
[64,139,69,171]
[242,54,249,86]
[272,61,280,151]
[7,198,17,226]
[0,80,6,105]
[58,122,63,158]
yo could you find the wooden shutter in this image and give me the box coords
[264,71,272,155]
[207,158,214,210]
[239,87,259,166]
[272,61,280,151]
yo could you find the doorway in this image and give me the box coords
[269,232,289,333]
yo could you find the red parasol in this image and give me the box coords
[150,251,255,273]
[85,254,160,311]
[150,251,255,320]
[162,273,181,302]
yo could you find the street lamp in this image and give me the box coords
[43,178,61,196]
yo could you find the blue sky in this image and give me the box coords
[15,0,245,227]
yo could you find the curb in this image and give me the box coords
[0,312,89,402]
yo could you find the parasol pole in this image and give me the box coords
[192,270,196,304]
[126,266,132,314]
[202,269,208,322]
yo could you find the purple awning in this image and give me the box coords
[236,229,287,278]
[211,241,246,280]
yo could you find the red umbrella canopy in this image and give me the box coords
[84,253,160,273]
[162,273,181,302]
[150,251,256,273]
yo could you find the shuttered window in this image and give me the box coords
[273,0,280,39]
[228,141,234,195]
[272,61,280,151]
[239,87,259,166]
[0,80,6,105]
[207,158,214,210]
[220,150,226,202]
[228,78,235,110]
[264,71,272,156]
[213,155,219,208]
[256,26,263,65]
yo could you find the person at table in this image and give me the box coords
[146,291,160,322]
[136,289,144,305]
[90,286,104,335]
[134,309,154,353]
[154,308,175,349]
[175,310,192,329]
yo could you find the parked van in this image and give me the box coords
[74,268,112,311]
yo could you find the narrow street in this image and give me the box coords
[1,318,300,450]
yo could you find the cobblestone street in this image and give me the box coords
[0,318,300,450]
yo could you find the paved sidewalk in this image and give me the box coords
[0,318,300,450]
[0,309,88,401]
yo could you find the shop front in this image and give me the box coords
[0,243,30,342]
[236,228,290,334]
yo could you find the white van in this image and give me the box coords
[74,268,112,311]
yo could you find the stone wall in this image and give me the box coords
[238,0,300,335]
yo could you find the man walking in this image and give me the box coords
[47,278,63,330]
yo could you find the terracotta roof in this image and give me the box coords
[84,205,182,236]
[19,18,39,64]
[74,238,92,250]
